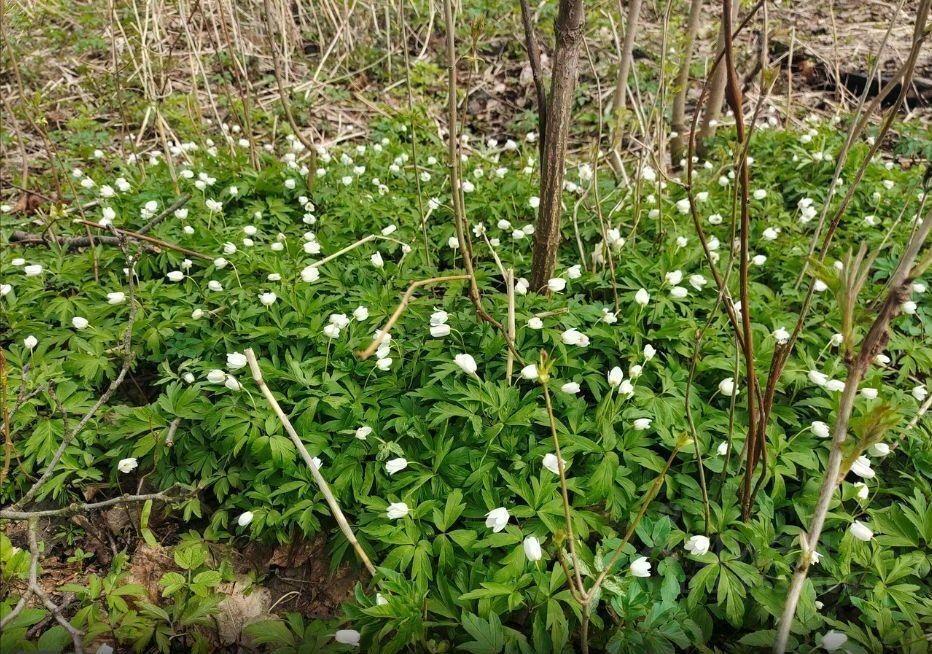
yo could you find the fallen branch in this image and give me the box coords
[357,274,471,359]
[137,194,191,235]
[244,348,377,576]
[10,221,210,260]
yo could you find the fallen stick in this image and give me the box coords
[10,221,211,260]
[78,221,211,259]
[244,348,377,576]
[356,274,471,360]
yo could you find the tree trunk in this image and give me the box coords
[607,0,643,178]
[670,0,704,166]
[696,1,736,155]
[529,0,586,291]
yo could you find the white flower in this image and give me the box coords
[371,251,384,268]
[429,323,451,338]
[301,266,320,283]
[643,344,656,361]
[208,280,223,292]
[353,306,369,321]
[523,536,542,561]
[23,335,38,350]
[913,385,929,401]
[854,482,869,500]
[334,629,360,646]
[811,421,831,438]
[376,357,393,371]
[688,274,707,290]
[868,442,890,457]
[207,369,227,383]
[227,352,247,370]
[814,279,828,292]
[222,242,237,255]
[808,370,829,386]
[860,387,878,400]
[665,270,683,286]
[607,367,624,388]
[773,327,790,344]
[24,264,43,277]
[323,324,341,338]
[386,502,409,519]
[237,511,254,527]
[567,264,582,279]
[820,629,848,652]
[224,376,242,391]
[670,286,688,299]
[629,364,642,379]
[718,377,737,396]
[717,442,729,456]
[547,277,566,293]
[355,426,372,441]
[1,284,12,296]
[385,458,408,475]
[633,418,652,430]
[117,458,138,473]
[874,353,890,365]
[635,288,650,306]
[561,329,589,347]
[259,292,277,306]
[515,278,529,295]
[485,507,510,533]
[284,178,296,189]
[676,236,688,247]
[430,310,448,326]
[752,189,767,200]
[912,282,926,294]
[684,535,710,556]
[602,309,618,324]
[849,521,873,541]
[166,270,184,282]
[675,198,690,214]
[71,316,89,330]
[461,180,475,193]
[902,300,917,315]
[96,644,114,654]
[825,379,846,393]
[454,353,478,377]
[182,373,195,383]
[529,196,540,209]
[107,291,126,305]
[850,456,874,479]
[520,364,539,380]
[561,382,580,394]
[205,199,223,213]
[630,556,651,577]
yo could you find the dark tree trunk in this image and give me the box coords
[529,0,585,292]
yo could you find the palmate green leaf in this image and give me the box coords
[460,612,505,654]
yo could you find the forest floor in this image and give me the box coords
[1,0,930,649]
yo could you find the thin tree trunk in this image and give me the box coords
[530,0,586,291]
[670,0,704,165]
[697,1,736,154]
[518,0,547,165]
[608,0,643,178]
[773,209,932,653]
